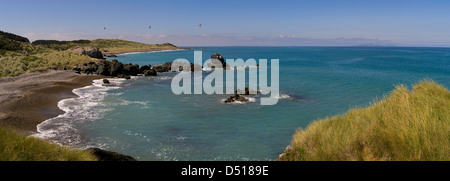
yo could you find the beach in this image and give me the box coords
[0,70,105,135]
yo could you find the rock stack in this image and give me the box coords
[224,90,250,103]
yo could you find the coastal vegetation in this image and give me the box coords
[91,39,179,54]
[279,80,450,161]
[32,39,91,45]
[0,51,94,77]
[0,30,30,43]
[0,127,97,161]
[0,30,180,77]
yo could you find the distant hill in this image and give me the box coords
[91,39,181,54]
[32,39,91,45]
[0,30,30,43]
[0,31,30,52]
[27,39,182,54]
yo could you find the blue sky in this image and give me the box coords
[1,0,450,46]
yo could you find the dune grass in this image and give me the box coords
[0,51,94,77]
[0,127,97,161]
[279,80,450,161]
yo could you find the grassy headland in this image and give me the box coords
[0,30,180,77]
[279,80,450,161]
[92,39,181,54]
[0,127,97,161]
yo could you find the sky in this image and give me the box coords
[1,0,450,46]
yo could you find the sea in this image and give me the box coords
[32,47,450,161]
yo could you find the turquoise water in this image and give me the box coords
[35,47,450,160]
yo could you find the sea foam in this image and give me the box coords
[31,78,124,147]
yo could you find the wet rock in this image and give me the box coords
[86,148,137,161]
[139,65,151,74]
[110,60,124,76]
[209,53,229,69]
[224,90,249,103]
[144,69,157,76]
[123,63,140,76]
[96,60,111,76]
[153,64,170,73]
[211,53,225,64]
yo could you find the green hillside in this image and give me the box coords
[0,30,180,77]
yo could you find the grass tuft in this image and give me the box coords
[0,127,97,161]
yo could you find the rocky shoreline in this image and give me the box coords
[72,51,258,104]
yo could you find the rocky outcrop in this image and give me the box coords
[74,59,160,78]
[73,57,204,79]
[95,60,111,76]
[224,90,249,103]
[109,59,124,76]
[211,53,225,65]
[208,53,230,69]
[171,61,203,72]
[123,63,140,76]
[139,65,151,73]
[144,69,157,76]
[86,148,137,161]
[223,88,261,103]
[208,53,225,69]
[117,74,131,79]
[152,62,172,73]
[69,46,104,59]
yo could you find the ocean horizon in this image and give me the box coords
[32,46,450,160]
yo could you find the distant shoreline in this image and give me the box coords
[113,48,185,56]
[104,48,185,55]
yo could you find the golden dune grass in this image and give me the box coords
[279,80,450,161]
[0,127,97,161]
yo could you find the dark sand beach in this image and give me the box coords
[0,70,105,135]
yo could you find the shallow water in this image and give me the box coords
[34,47,450,160]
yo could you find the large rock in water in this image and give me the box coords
[211,53,224,63]
[209,53,228,69]
[69,46,104,59]
[224,90,249,103]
